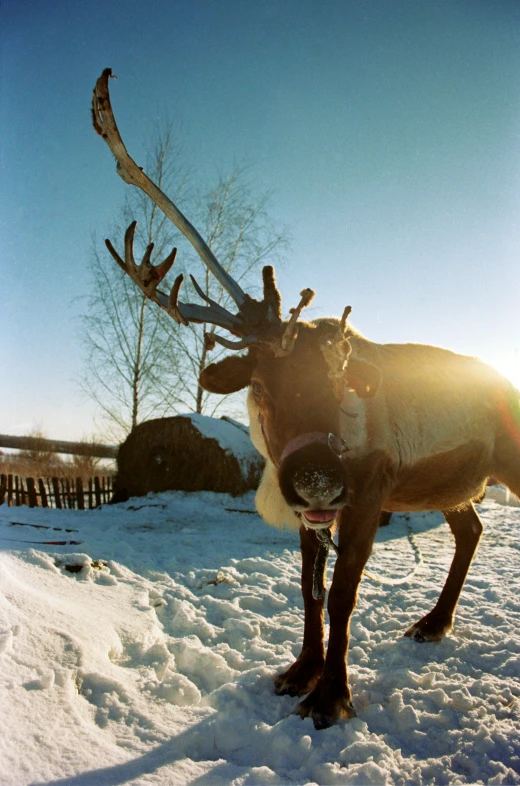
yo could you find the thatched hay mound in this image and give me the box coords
[112,414,263,502]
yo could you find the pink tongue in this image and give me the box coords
[304,510,336,523]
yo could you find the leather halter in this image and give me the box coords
[259,415,350,468]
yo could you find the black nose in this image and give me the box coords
[278,442,348,509]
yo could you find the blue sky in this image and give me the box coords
[1,0,519,441]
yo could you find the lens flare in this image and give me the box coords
[496,386,520,451]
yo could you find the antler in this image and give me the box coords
[92,68,313,352]
[105,221,243,332]
[281,288,315,352]
[321,305,354,397]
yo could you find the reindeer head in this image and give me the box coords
[92,69,381,529]
[201,315,380,527]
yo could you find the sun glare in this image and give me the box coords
[482,350,520,391]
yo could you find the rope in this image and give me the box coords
[312,542,329,600]
[311,519,423,598]
[312,528,338,600]
[363,522,423,586]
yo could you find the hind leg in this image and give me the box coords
[405,503,483,642]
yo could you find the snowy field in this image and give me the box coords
[0,490,519,785]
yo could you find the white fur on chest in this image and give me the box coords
[247,388,300,530]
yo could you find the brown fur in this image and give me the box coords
[200,319,520,729]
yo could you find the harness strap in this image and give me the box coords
[280,431,330,463]
[258,414,278,466]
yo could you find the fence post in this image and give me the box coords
[45,478,54,507]
[26,477,38,508]
[62,478,73,509]
[21,478,29,507]
[76,478,85,510]
[38,478,48,508]
[0,473,111,509]
[52,477,62,509]
[94,476,102,508]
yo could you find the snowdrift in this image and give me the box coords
[0,491,519,784]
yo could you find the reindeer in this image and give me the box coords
[92,70,520,729]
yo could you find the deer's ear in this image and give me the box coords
[200,354,255,394]
[346,358,382,398]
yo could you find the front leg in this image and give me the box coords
[295,501,381,728]
[275,524,325,696]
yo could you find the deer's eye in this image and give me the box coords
[251,381,266,400]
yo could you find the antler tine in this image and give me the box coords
[106,223,244,332]
[189,274,244,323]
[106,221,177,301]
[93,68,248,309]
[322,306,353,392]
[340,305,352,335]
[262,266,282,321]
[155,247,179,283]
[105,237,128,274]
[280,288,315,353]
[123,221,141,278]
[151,288,243,332]
[168,274,189,326]
[205,332,259,351]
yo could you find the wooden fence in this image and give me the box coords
[0,475,114,509]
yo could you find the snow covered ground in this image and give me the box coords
[0,490,518,785]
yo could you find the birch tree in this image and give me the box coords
[81,126,288,439]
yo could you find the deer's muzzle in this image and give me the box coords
[278,434,349,527]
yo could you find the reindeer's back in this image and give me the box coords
[347,336,514,466]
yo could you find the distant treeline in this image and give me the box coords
[0,432,116,483]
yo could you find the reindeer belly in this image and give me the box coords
[385,441,490,512]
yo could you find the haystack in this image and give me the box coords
[112,414,263,502]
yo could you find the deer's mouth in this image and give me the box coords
[302,509,338,528]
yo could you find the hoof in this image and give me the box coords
[274,654,324,697]
[405,625,436,643]
[405,616,453,642]
[294,682,356,729]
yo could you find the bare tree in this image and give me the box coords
[81,123,187,439]
[15,429,64,478]
[165,164,288,415]
[81,126,288,439]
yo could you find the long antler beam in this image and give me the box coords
[92,68,248,310]
[93,69,318,354]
